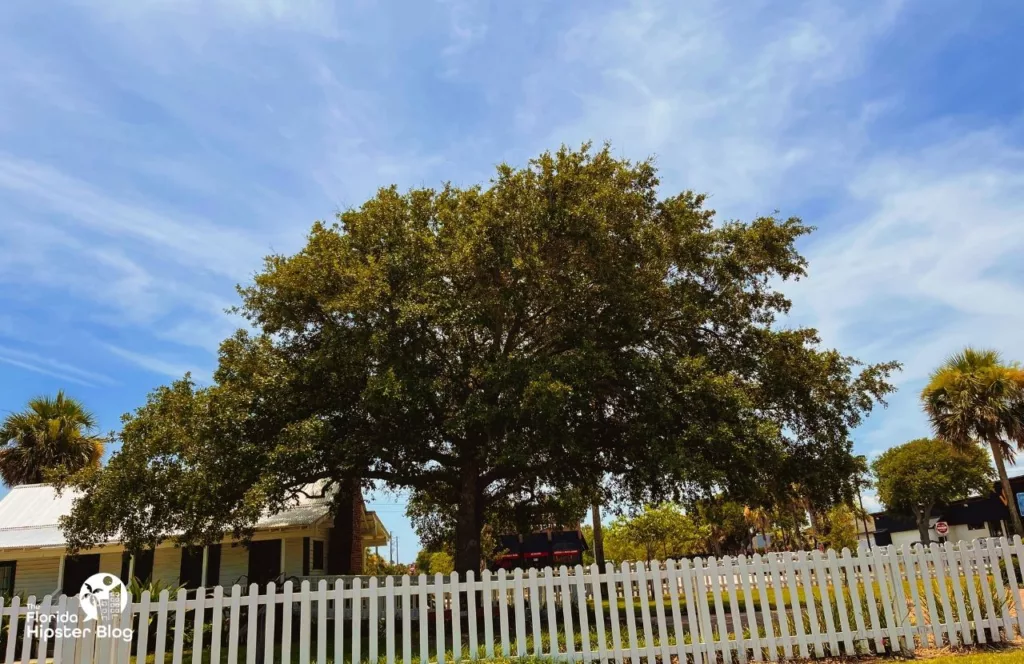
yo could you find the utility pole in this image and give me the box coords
[591,501,605,568]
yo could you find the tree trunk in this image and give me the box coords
[857,490,872,550]
[991,440,1024,537]
[916,506,931,545]
[591,501,606,568]
[454,463,483,573]
[327,478,361,574]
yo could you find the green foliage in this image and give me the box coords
[873,437,992,543]
[816,504,860,551]
[428,552,455,575]
[602,503,701,563]
[0,390,106,487]
[126,577,184,601]
[61,144,898,572]
[364,553,409,576]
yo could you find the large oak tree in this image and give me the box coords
[61,145,897,572]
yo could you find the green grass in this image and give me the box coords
[920,646,1024,663]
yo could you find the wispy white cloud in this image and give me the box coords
[0,346,116,388]
[103,344,210,382]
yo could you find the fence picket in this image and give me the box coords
[975,541,1000,641]
[635,561,657,663]
[190,587,206,664]
[782,554,808,659]
[368,578,378,664]
[335,580,346,664]
[351,578,362,664]
[590,564,609,663]
[572,565,591,662]
[929,543,957,647]
[53,594,68,664]
[527,569,542,658]
[514,569,527,658]
[750,555,773,662]
[170,588,187,664]
[901,546,926,649]
[418,574,430,663]
[78,596,95,664]
[959,543,984,644]
[812,551,838,657]
[299,577,311,664]
[796,553,822,658]
[556,567,574,660]
[705,556,729,663]
[605,563,623,664]
[452,572,462,661]
[281,581,294,664]
[263,583,277,664]
[857,547,884,653]
[651,562,672,664]
[482,571,495,659]
[246,585,259,664]
[1009,536,1024,637]
[19,594,35,664]
[944,543,971,644]
[984,539,1010,642]
[885,546,913,652]
[825,550,853,656]
[209,586,223,664]
[224,587,238,664]
[382,573,393,664]
[914,546,941,648]
[663,560,686,663]
[401,576,413,664]
[462,569,473,659]
[434,574,446,664]
[497,569,511,658]
[318,579,329,664]
[621,562,641,664]
[696,558,717,664]
[766,554,790,660]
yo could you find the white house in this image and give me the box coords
[0,484,388,598]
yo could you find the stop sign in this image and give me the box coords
[935,521,949,536]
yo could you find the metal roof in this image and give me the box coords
[0,483,335,552]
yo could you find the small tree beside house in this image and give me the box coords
[872,437,993,545]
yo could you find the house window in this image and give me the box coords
[312,541,325,571]
[968,522,986,530]
[0,562,15,597]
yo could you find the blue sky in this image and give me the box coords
[2,0,1024,562]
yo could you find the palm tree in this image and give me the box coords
[921,348,1024,537]
[0,391,106,486]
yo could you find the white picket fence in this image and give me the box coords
[3,537,1024,663]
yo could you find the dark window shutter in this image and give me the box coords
[120,552,131,582]
[312,541,325,570]
[0,562,16,596]
[206,545,222,587]
[302,537,310,576]
[179,547,204,588]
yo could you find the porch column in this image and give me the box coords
[280,539,287,578]
[128,555,136,583]
[201,546,209,587]
[56,554,66,595]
